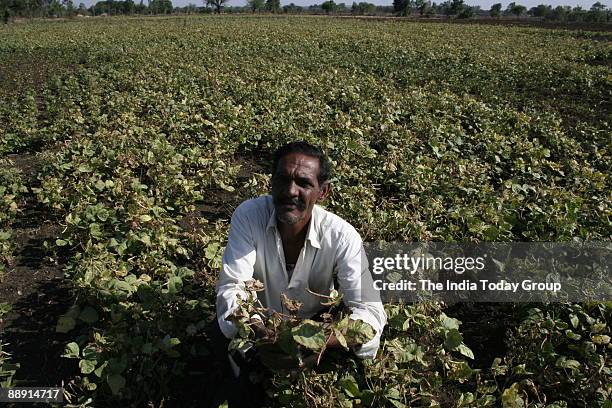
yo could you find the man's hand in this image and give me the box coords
[257,342,305,370]
[256,341,320,372]
[249,318,272,340]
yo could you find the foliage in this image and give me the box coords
[0,15,610,407]
[265,0,280,13]
[0,303,19,388]
[321,0,336,14]
[506,2,527,17]
[501,303,611,406]
[203,0,230,13]
[0,160,27,277]
[227,281,375,365]
[351,2,376,15]
[247,0,264,13]
[489,2,502,17]
[269,302,483,408]
[0,343,19,388]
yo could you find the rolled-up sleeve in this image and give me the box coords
[215,203,257,339]
[335,231,387,359]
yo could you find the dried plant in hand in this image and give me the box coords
[226,280,375,366]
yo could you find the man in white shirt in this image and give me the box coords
[215,141,386,378]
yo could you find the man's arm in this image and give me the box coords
[216,203,257,339]
[335,230,387,359]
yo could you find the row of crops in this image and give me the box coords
[0,16,610,407]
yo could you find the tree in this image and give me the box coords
[505,2,525,16]
[77,2,88,14]
[548,5,570,21]
[48,0,63,16]
[136,0,146,13]
[457,4,473,17]
[282,3,302,12]
[205,0,227,13]
[529,4,551,17]
[510,3,526,16]
[451,0,464,13]
[489,2,501,17]
[321,0,336,13]
[440,0,463,16]
[395,0,416,15]
[247,0,263,12]
[62,0,75,15]
[393,0,406,13]
[264,0,279,12]
[569,6,586,21]
[416,0,431,15]
[125,0,135,13]
[351,1,375,14]
[588,1,607,22]
[150,0,172,13]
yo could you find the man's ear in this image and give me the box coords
[318,182,331,202]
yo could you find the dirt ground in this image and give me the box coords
[0,152,77,402]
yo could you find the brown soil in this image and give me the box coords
[0,151,76,396]
[180,152,268,230]
[329,15,612,32]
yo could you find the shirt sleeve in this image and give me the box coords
[335,230,387,359]
[215,203,257,339]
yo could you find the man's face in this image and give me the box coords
[271,152,329,225]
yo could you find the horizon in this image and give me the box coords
[82,0,611,9]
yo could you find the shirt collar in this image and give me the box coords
[266,202,322,249]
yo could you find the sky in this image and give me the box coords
[82,0,611,10]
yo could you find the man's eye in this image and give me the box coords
[297,180,312,187]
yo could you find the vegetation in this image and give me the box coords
[0,0,610,20]
[0,15,610,407]
[0,302,19,387]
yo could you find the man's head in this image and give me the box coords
[271,141,332,226]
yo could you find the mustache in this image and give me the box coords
[273,197,306,210]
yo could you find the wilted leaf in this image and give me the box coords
[107,373,126,395]
[292,320,326,351]
[501,383,524,408]
[79,306,99,324]
[62,342,80,358]
[555,357,581,371]
[444,328,463,350]
[80,359,97,374]
[56,316,76,333]
[281,293,303,314]
[339,375,361,398]
[457,344,474,359]
[167,276,182,294]
[345,319,375,345]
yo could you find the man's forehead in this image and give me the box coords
[276,153,320,177]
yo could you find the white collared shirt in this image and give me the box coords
[216,195,387,359]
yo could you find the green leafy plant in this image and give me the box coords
[0,15,609,407]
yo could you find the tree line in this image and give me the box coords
[0,0,173,18]
[1,0,610,22]
[390,0,610,21]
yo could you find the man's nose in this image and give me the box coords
[287,180,299,197]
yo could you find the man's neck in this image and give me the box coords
[277,215,311,244]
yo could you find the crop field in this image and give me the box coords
[0,15,611,407]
